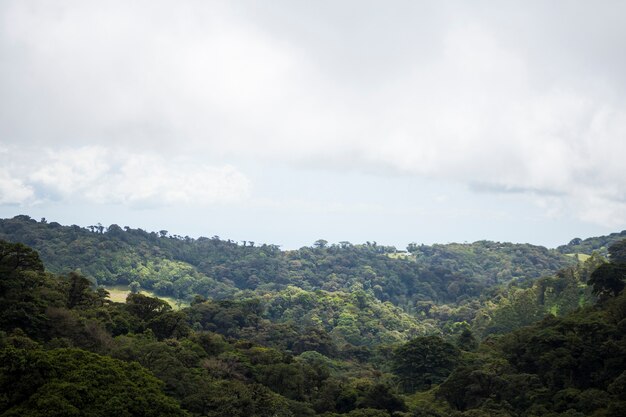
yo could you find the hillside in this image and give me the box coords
[0,216,574,307]
[1,234,624,416]
[557,231,626,257]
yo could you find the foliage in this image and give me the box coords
[0,216,575,309]
[435,243,626,415]
[470,254,603,338]
[392,335,460,392]
[588,263,626,298]
[0,238,412,416]
[0,345,187,416]
[1,218,626,416]
[557,231,626,257]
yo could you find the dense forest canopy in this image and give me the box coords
[557,231,626,257]
[1,215,625,416]
[0,215,579,303]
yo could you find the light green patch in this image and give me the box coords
[549,305,559,315]
[578,294,587,307]
[565,253,591,262]
[103,285,188,310]
[106,287,132,303]
[386,252,415,260]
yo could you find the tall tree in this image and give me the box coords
[392,335,460,392]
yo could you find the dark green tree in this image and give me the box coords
[0,241,44,274]
[456,328,478,351]
[129,281,141,294]
[357,383,406,413]
[588,263,626,298]
[0,347,187,416]
[66,271,92,309]
[392,335,460,391]
[125,293,171,321]
[608,239,626,264]
[147,311,190,340]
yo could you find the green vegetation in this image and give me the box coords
[104,285,188,309]
[0,216,576,323]
[557,231,626,257]
[0,217,575,303]
[0,347,187,417]
[1,215,625,415]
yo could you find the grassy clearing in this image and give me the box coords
[386,252,415,260]
[106,287,132,303]
[103,285,188,310]
[565,253,591,262]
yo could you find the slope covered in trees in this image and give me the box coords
[434,283,626,415]
[1,222,625,416]
[557,230,626,257]
[0,216,575,307]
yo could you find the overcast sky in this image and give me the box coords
[1,0,625,249]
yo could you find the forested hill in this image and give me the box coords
[1,230,625,416]
[557,230,626,256]
[0,215,575,307]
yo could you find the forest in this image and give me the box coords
[1,215,625,416]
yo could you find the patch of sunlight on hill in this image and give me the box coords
[386,252,415,260]
[565,253,591,262]
[104,285,188,310]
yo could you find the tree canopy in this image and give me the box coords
[1,217,625,416]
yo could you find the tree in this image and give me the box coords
[608,239,626,264]
[314,239,328,249]
[392,335,460,392]
[456,328,478,351]
[0,347,187,416]
[0,241,44,273]
[147,311,190,340]
[588,263,626,298]
[125,293,171,321]
[357,383,407,413]
[406,243,419,253]
[66,271,93,309]
[129,281,141,294]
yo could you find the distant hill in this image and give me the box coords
[557,230,626,257]
[1,223,624,417]
[0,215,576,309]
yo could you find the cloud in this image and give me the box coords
[0,170,34,204]
[0,146,250,207]
[1,1,626,227]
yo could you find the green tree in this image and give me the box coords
[588,263,626,298]
[125,293,171,321]
[456,328,478,351]
[0,346,187,417]
[66,271,92,309]
[0,241,44,274]
[392,335,460,392]
[314,239,328,249]
[356,383,406,413]
[608,239,626,264]
[147,311,190,340]
[129,281,141,294]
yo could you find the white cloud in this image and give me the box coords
[1,146,250,207]
[1,1,625,228]
[86,154,250,206]
[0,169,34,204]
[29,147,110,196]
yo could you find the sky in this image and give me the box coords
[1,0,625,249]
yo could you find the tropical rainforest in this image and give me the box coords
[1,215,625,416]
